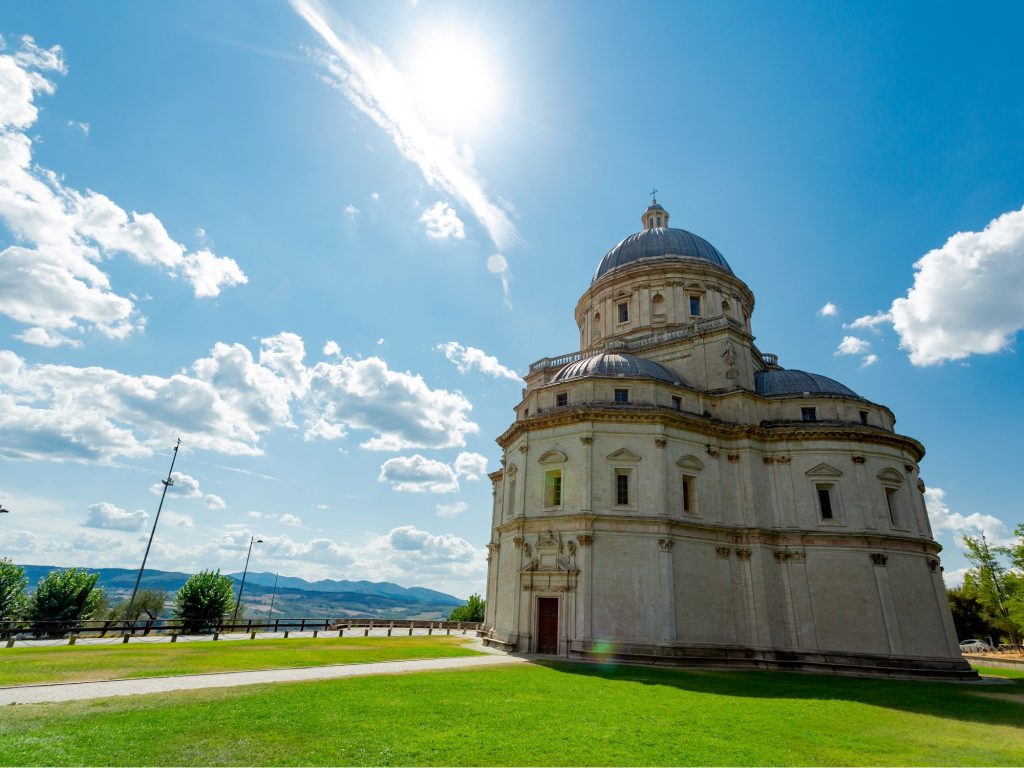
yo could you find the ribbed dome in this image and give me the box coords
[552,352,685,386]
[755,369,861,399]
[594,227,733,282]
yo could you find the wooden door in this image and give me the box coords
[537,597,559,654]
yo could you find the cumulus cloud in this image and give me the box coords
[0,38,247,343]
[845,311,892,332]
[924,486,1012,546]
[84,502,149,531]
[344,203,359,215]
[942,567,970,589]
[435,501,468,518]
[305,353,478,451]
[835,336,870,356]
[454,451,488,481]
[289,0,517,253]
[323,340,341,356]
[279,513,302,527]
[435,341,519,382]
[818,302,838,317]
[850,206,1024,366]
[419,201,465,240]
[861,354,879,367]
[152,471,202,498]
[14,327,81,348]
[203,493,226,510]
[379,454,459,493]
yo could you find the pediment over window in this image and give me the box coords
[538,450,567,465]
[606,447,641,462]
[805,463,843,477]
[676,454,705,471]
[876,468,904,483]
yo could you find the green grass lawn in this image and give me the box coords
[0,660,1021,766]
[0,635,481,686]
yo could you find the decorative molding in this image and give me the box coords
[706,446,720,458]
[806,462,843,477]
[513,536,523,549]
[518,445,528,454]
[505,463,518,476]
[538,449,568,465]
[522,542,532,557]
[676,454,705,471]
[774,550,791,562]
[876,467,904,484]
[654,438,667,449]
[658,538,674,552]
[852,455,866,464]
[777,455,791,464]
[727,453,740,463]
[579,436,593,445]
[789,552,806,563]
[716,546,731,559]
[870,553,888,566]
[762,456,775,465]
[567,540,577,557]
[927,558,939,572]
[904,463,916,474]
[735,548,752,560]
[606,447,642,462]
[577,534,593,547]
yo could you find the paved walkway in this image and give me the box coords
[0,641,525,705]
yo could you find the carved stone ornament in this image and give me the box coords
[577,534,593,547]
[721,340,738,368]
[580,436,593,445]
[567,540,577,557]
[870,553,888,566]
[716,546,731,559]
[777,455,791,464]
[735,548,752,560]
[789,552,806,563]
[727,453,740,463]
[487,542,500,554]
[513,536,523,549]
[522,542,532,557]
[706,446,720,458]
[726,368,740,379]
[655,438,667,449]
[905,463,916,474]
[917,479,926,493]
[852,455,866,464]
[774,550,791,563]
[658,538,674,552]
[763,456,775,465]
[927,558,939,572]
[518,445,528,454]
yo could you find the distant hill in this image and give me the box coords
[17,564,465,621]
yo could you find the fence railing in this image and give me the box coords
[0,617,482,641]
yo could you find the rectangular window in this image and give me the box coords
[859,410,869,425]
[801,407,817,422]
[617,302,629,323]
[614,388,629,404]
[556,392,568,407]
[682,477,692,513]
[689,296,701,316]
[616,471,630,505]
[671,395,682,410]
[817,485,834,519]
[506,478,516,519]
[885,487,899,526]
[544,470,562,508]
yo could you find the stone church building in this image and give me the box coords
[482,200,973,678]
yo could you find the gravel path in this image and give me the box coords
[0,638,526,705]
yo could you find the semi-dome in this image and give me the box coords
[552,352,685,386]
[593,201,732,282]
[755,369,861,399]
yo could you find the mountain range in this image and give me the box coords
[18,564,465,621]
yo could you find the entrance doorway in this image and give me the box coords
[537,597,559,654]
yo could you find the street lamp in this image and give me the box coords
[265,571,280,627]
[232,536,263,624]
[0,504,10,514]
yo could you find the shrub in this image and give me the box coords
[449,593,485,622]
[174,570,235,634]
[27,568,104,634]
[0,559,27,624]
[114,589,169,621]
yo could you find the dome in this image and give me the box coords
[754,369,861,399]
[552,352,686,386]
[594,226,733,283]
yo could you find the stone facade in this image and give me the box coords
[482,201,973,679]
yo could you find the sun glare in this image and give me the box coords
[407,31,500,135]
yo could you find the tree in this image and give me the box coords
[113,589,168,621]
[0,558,27,623]
[996,523,1024,644]
[449,593,485,622]
[961,533,1020,647]
[947,586,1000,641]
[173,570,234,634]
[27,568,104,634]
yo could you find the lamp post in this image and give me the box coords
[232,536,262,624]
[265,571,279,628]
[0,504,10,514]
[128,439,180,622]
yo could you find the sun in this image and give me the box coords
[407,30,501,135]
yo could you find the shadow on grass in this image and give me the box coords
[529,658,1024,729]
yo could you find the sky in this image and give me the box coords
[0,1,1022,598]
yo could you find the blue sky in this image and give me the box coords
[0,1,1022,597]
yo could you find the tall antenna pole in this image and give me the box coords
[127,439,180,621]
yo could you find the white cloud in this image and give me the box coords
[84,502,148,532]
[861,354,879,367]
[323,340,341,356]
[379,454,459,493]
[14,327,81,348]
[152,471,202,498]
[203,493,226,510]
[942,567,970,589]
[344,203,359,215]
[436,341,519,382]
[305,353,478,451]
[247,510,262,519]
[279,513,302,527]
[289,0,517,252]
[162,510,195,529]
[845,311,892,332]
[851,206,1024,366]
[376,338,384,346]
[454,451,488,481]
[818,302,838,317]
[435,501,468,518]
[924,486,1012,547]
[487,253,511,308]
[313,503,329,510]
[419,201,465,240]
[835,336,870,356]
[0,39,246,345]
[370,192,379,201]
[66,119,89,136]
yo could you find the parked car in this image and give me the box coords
[959,639,994,653]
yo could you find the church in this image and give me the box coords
[482,199,973,678]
